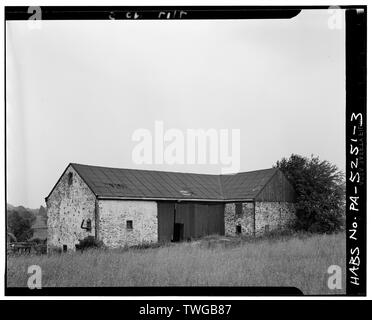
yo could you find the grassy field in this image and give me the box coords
[7,232,346,294]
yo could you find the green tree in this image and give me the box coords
[7,210,35,241]
[275,154,345,233]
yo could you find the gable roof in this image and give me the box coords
[46,163,280,202]
[220,169,279,200]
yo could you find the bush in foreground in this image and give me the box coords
[75,236,104,251]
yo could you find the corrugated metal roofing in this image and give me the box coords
[67,163,278,201]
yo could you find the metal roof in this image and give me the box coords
[64,163,279,202]
[220,169,278,200]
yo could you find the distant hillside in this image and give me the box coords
[7,204,46,219]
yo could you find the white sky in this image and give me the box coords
[6,9,345,208]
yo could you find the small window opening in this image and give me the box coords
[236,225,242,234]
[235,203,243,217]
[68,172,73,185]
[126,220,133,230]
[63,245,67,252]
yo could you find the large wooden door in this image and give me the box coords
[208,203,225,235]
[157,201,225,242]
[175,202,195,240]
[194,203,225,237]
[157,202,175,242]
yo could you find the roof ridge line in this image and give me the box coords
[71,162,276,177]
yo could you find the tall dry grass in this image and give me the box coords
[7,232,346,294]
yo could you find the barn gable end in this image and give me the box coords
[223,170,297,237]
[255,169,296,202]
[254,170,297,234]
[46,165,96,251]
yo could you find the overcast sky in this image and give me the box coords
[6,9,345,208]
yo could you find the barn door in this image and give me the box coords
[157,202,175,242]
[175,202,195,240]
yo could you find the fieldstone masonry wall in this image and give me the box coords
[255,201,296,235]
[224,201,296,237]
[47,166,96,250]
[98,200,158,247]
[224,202,254,236]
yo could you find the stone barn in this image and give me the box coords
[46,163,297,251]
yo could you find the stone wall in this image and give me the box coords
[46,166,96,251]
[255,201,296,235]
[224,201,296,237]
[224,202,254,236]
[98,200,158,248]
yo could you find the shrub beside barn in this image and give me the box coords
[46,163,297,251]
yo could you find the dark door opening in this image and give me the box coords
[236,225,242,234]
[173,223,184,242]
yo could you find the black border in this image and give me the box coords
[345,8,367,296]
[5,6,301,20]
[4,6,367,297]
[0,300,369,317]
